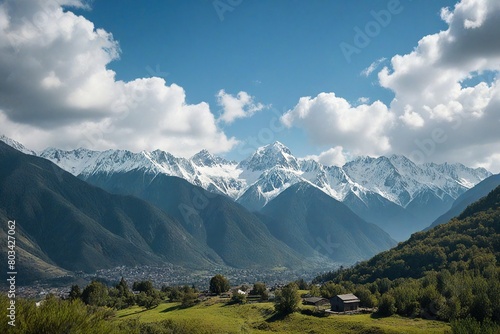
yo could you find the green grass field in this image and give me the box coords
[115,298,451,334]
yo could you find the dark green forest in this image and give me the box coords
[313,186,500,332]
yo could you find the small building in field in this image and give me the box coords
[303,297,330,307]
[330,293,360,312]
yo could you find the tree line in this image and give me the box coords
[310,185,500,333]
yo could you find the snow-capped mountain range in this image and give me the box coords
[1,136,492,240]
[0,135,37,156]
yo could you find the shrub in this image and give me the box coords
[377,294,396,317]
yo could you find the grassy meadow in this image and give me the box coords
[115,297,451,334]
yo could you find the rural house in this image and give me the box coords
[330,293,360,312]
[302,297,330,307]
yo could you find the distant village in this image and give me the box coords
[13,264,327,300]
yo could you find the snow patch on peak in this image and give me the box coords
[191,149,232,167]
[261,141,292,154]
[30,137,492,213]
[239,141,299,171]
[0,135,37,155]
[39,148,101,176]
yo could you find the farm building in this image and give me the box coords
[330,293,360,312]
[302,297,330,306]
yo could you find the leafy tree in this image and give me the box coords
[295,278,309,290]
[116,277,130,297]
[420,285,442,318]
[392,281,421,316]
[320,282,345,299]
[81,281,109,307]
[439,296,462,321]
[375,278,392,294]
[68,284,81,301]
[136,289,162,309]
[109,277,135,309]
[209,274,230,294]
[240,284,250,292]
[132,280,154,294]
[250,282,269,301]
[470,292,492,322]
[309,285,321,297]
[451,317,500,334]
[378,294,396,317]
[251,282,266,295]
[230,291,246,305]
[169,286,183,302]
[354,286,376,308]
[182,285,195,294]
[275,283,301,315]
[180,287,198,308]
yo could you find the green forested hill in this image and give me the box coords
[311,185,500,331]
[315,185,500,284]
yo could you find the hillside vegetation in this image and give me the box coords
[0,295,452,334]
[0,142,216,283]
[313,186,500,330]
[315,185,500,283]
[115,300,450,334]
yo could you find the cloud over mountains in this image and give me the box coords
[0,0,237,156]
[0,0,498,172]
[282,0,500,172]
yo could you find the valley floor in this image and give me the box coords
[115,298,450,334]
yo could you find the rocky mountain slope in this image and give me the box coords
[0,141,400,283]
[1,136,491,240]
[426,173,500,230]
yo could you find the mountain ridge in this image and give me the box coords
[82,169,308,269]
[0,141,224,283]
[1,135,491,240]
[426,173,500,230]
[260,182,397,263]
[313,183,500,284]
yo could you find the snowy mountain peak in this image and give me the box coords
[346,155,379,166]
[191,149,231,167]
[239,141,299,171]
[0,135,37,155]
[258,141,292,155]
[39,147,101,176]
[423,162,491,188]
[3,136,493,234]
[388,154,414,164]
[192,149,211,158]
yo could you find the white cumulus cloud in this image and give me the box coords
[304,146,348,167]
[399,105,425,128]
[281,93,394,156]
[0,0,237,156]
[282,0,500,172]
[216,90,266,124]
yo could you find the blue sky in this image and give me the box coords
[75,0,454,159]
[0,0,499,171]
